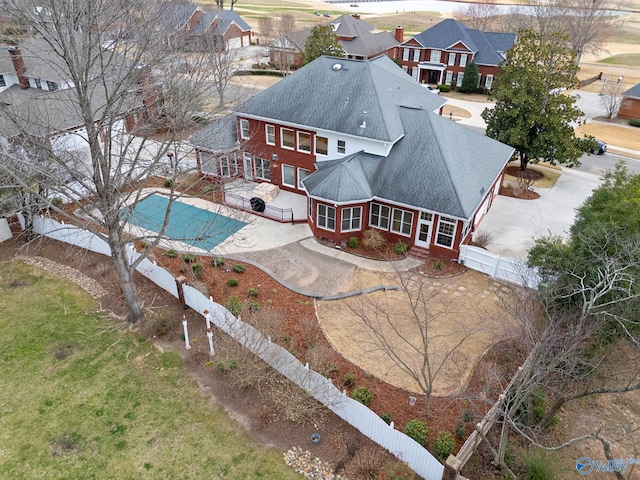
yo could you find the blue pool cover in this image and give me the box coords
[125,194,247,251]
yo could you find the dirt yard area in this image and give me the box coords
[317,268,518,396]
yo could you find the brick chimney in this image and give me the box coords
[395,26,404,43]
[9,47,30,89]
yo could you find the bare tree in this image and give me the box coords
[485,264,640,478]
[509,0,623,64]
[262,13,298,74]
[455,0,500,31]
[0,0,245,324]
[600,80,624,119]
[348,271,506,415]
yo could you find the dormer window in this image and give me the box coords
[46,81,58,91]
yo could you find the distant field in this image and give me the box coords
[0,262,301,480]
[599,53,640,65]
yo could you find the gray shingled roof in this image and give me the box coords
[303,106,514,219]
[271,15,397,59]
[0,48,14,74]
[412,19,515,67]
[209,10,252,36]
[190,115,238,151]
[237,55,445,143]
[332,14,375,39]
[156,3,199,30]
[622,83,640,99]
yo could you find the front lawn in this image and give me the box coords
[0,261,300,479]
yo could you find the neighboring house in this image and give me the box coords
[193,55,514,259]
[269,14,401,67]
[0,37,162,167]
[157,2,252,51]
[617,83,640,120]
[397,18,516,89]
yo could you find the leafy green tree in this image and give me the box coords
[459,61,479,93]
[482,30,590,171]
[528,163,640,341]
[302,24,344,64]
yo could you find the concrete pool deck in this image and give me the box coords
[126,188,313,256]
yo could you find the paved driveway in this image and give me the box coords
[479,167,603,259]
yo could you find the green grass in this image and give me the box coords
[598,53,640,66]
[0,262,301,479]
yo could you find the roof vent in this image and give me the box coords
[332,63,342,71]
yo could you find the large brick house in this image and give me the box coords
[193,55,513,260]
[157,2,252,51]
[397,19,516,90]
[269,14,401,67]
[0,37,162,161]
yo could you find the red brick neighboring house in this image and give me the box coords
[617,83,640,120]
[157,2,252,51]
[396,18,516,89]
[192,55,513,260]
[269,14,401,67]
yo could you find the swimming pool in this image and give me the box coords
[125,194,247,251]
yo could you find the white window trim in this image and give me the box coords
[412,49,420,62]
[254,157,271,181]
[281,164,295,187]
[369,203,390,230]
[317,204,336,231]
[315,135,328,156]
[435,216,457,248]
[297,131,311,153]
[298,168,311,190]
[337,139,346,155]
[341,207,362,233]
[402,48,410,61]
[448,53,455,66]
[265,125,275,145]
[445,70,453,85]
[456,73,464,87]
[390,208,413,237]
[460,54,468,67]
[281,127,294,150]
[430,50,441,63]
[240,119,250,139]
[485,74,494,89]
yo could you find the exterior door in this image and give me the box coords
[415,212,433,248]
[243,153,252,180]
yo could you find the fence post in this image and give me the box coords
[175,275,187,309]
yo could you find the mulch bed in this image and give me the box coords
[1,215,514,478]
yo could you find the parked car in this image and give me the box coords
[594,139,607,155]
[323,11,331,17]
[580,137,607,155]
[422,84,440,95]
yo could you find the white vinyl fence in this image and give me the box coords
[27,216,444,480]
[458,245,541,288]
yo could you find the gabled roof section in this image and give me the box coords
[622,83,640,99]
[192,12,219,36]
[272,29,313,51]
[155,3,200,30]
[214,10,252,33]
[303,106,514,219]
[190,115,238,152]
[411,19,515,67]
[237,55,445,143]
